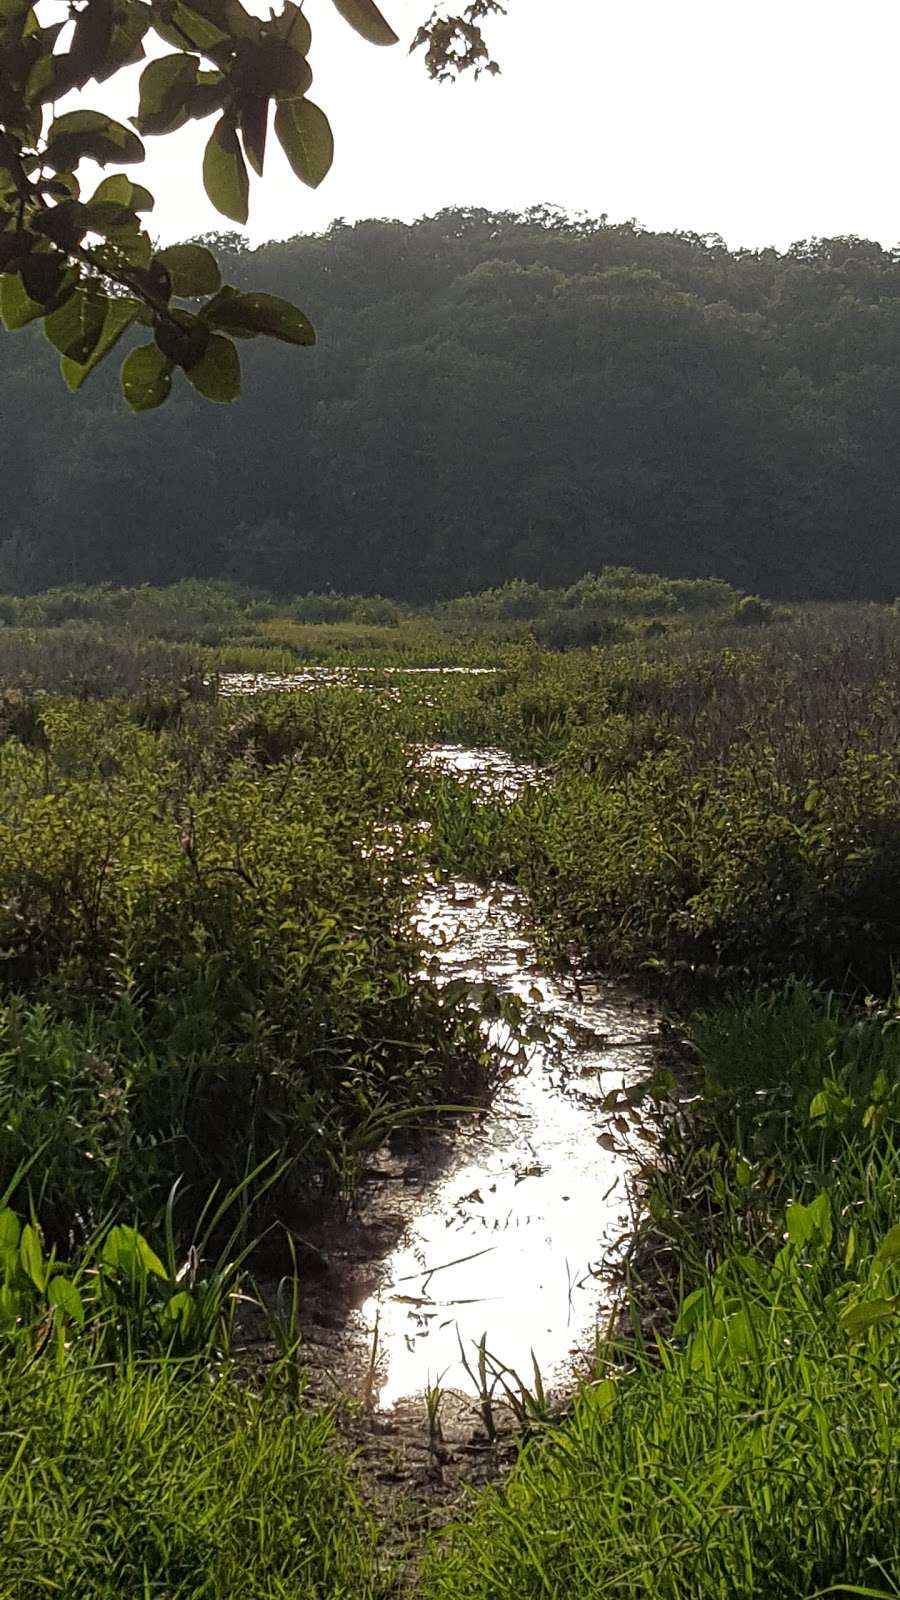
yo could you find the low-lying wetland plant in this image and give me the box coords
[2,581,900,1594]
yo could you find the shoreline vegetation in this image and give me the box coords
[2,572,900,1596]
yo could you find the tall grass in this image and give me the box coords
[1,1348,377,1599]
[421,986,900,1599]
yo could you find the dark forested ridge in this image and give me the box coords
[5,207,900,600]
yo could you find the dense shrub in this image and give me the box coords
[0,692,485,1235]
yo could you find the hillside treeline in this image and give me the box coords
[5,207,900,599]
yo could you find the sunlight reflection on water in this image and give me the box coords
[217,671,654,1410]
[360,749,654,1410]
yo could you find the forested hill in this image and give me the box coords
[5,208,900,600]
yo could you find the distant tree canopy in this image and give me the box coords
[0,0,501,407]
[4,208,900,601]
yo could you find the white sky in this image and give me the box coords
[83,0,900,250]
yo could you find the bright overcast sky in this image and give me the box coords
[88,0,900,250]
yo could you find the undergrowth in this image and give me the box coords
[1,583,900,1596]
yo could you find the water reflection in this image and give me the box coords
[358,745,654,1410]
[218,667,497,696]
[214,672,655,1414]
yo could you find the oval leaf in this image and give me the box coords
[135,53,200,135]
[100,1223,168,1278]
[875,1223,900,1264]
[184,332,240,401]
[0,1208,21,1251]
[329,0,397,45]
[204,289,315,345]
[44,286,107,362]
[121,342,173,411]
[0,272,43,330]
[155,244,221,297]
[90,173,155,212]
[45,109,145,168]
[840,1299,898,1337]
[203,116,249,225]
[274,98,333,189]
[48,1275,85,1325]
[62,295,141,390]
[19,1223,45,1291]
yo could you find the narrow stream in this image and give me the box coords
[220,676,655,1412]
[357,746,654,1409]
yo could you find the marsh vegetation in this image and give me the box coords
[2,573,900,1596]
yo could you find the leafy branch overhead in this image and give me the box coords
[0,0,504,410]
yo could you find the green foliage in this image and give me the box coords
[7,213,900,594]
[0,592,900,1592]
[0,6,507,409]
[414,608,900,995]
[0,1189,258,1360]
[0,0,384,406]
[0,691,488,1233]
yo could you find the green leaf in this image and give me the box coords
[19,1222,45,1291]
[785,1200,813,1247]
[62,295,141,389]
[0,1209,21,1251]
[110,227,153,269]
[120,342,173,411]
[154,308,208,366]
[29,200,89,248]
[161,1288,196,1335]
[90,173,154,212]
[808,1190,833,1246]
[135,53,200,135]
[875,1223,900,1264]
[155,243,221,297]
[204,288,315,345]
[239,96,268,178]
[674,1285,710,1335]
[1,272,43,329]
[166,0,230,50]
[64,0,115,90]
[97,0,150,79]
[840,1298,898,1337]
[329,0,397,45]
[272,1,311,54]
[44,285,106,361]
[45,108,144,168]
[22,251,75,309]
[0,1284,23,1330]
[593,1378,617,1417]
[184,331,240,400]
[101,1224,169,1278]
[48,1275,85,1325]
[240,35,312,97]
[80,199,141,238]
[203,116,249,224]
[273,98,333,188]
